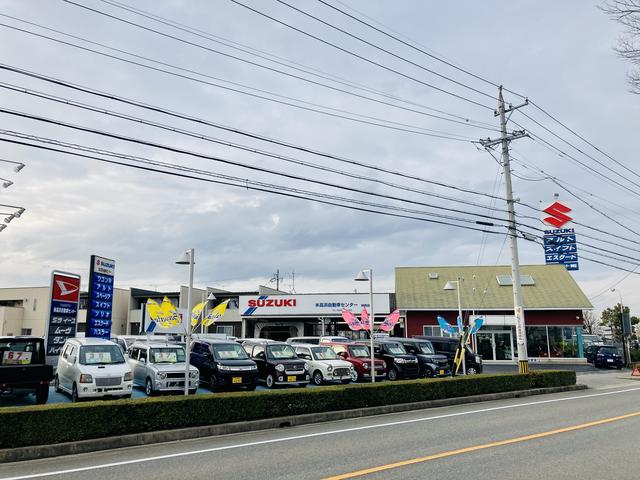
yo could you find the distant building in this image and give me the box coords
[395,264,593,363]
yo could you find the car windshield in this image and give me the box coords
[79,344,125,365]
[385,343,406,355]
[267,344,297,360]
[348,345,370,358]
[600,347,619,355]
[0,339,41,365]
[213,344,249,360]
[150,347,185,364]
[416,342,435,354]
[311,346,339,360]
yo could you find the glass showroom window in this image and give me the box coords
[548,326,579,358]
[526,327,549,357]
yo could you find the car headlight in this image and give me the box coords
[218,365,231,371]
[475,356,481,363]
[251,365,258,371]
[363,362,369,370]
[123,372,132,382]
[190,370,199,378]
[382,361,387,368]
[275,364,285,372]
[396,358,406,364]
[156,372,167,379]
[304,363,310,371]
[326,365,333,373]
[79,374,93,383]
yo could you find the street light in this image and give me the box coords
[443,277,466,375]
[0,159,25,172]
[176,248,195,395]
[355,269,375,383]
[201,292,216,334]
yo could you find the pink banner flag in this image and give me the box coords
[360,307,370,330]
[341,308,363,331]
[380,310,401,332]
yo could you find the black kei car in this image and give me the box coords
[415,336,483,375]
[190,339,258,391]
[397,338,451,378]
[368,340,420,381]
[242,340,310,388]
[585,344,623,369]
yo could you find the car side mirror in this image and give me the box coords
[339,352,348,359]
[140,358,146,364]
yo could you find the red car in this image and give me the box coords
[322,342,386,382]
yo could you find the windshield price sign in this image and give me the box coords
[86,255,115,339]
[543,228,579,271]
[46,271,81,363]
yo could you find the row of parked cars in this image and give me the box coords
[0,333,484,403]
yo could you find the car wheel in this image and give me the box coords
[350,369,359,382]
[466,367,478,375]
[71,383,80,403]
[387,367,398,381]
[313,371,324,385]
[265,374,275,388]
[424,368,434,378]
[209,374,219,392]
[54,374,61,393]
[35,385,49,404]
[145,378,155,396]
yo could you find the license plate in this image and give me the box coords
[287,375,296,382]
[439,370,445,375]
[607,359,613,362]
[232,377,242,384]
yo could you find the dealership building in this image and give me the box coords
[395,264,593,363]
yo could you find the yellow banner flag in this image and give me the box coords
[147,299,161,321]
[191,302,205,327]
[203,299,230,327]
[160,296,180,327]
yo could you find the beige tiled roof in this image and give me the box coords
[395,264,592,310]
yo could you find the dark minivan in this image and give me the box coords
[397,338,451,377]
[415,336,483,375]
[585,344,623,369]
[368,340,420,381]
[242,339,310,388]
[190,339,258,391]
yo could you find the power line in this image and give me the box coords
[227,0,494,110]
[96,0,497,129]
[0,20,474,141]
[0,64,510,204]
[0,80,509,214]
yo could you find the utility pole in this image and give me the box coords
[271,269,280,291]
[480,86,530,374]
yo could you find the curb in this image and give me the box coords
[0,384,586,463]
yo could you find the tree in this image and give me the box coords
[582,310,601,335]
[602,1,640,93]
[600,303,639,341]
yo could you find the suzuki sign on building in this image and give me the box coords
[541,198,579,271]
[240,294,391,317]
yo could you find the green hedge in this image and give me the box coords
[0,371,575,449]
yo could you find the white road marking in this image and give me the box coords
[2,386,640,480]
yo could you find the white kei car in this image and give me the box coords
[293,344,355,385]
[55,337,133,402]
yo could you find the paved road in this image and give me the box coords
[1,372,638,480]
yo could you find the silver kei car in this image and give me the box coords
[126,342,199,396]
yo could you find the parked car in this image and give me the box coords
[55,337,133,402]
[110,334,177,353]
[0,336,53,404]
[322,341,386,382]
[242,339,310,388]
[585,344,623,369]
[366,340,420,381]
[127,342,199,395]
[397,338,451,377]
[415,336,483,375]
[292,344,355,385]
[190,338,258,391]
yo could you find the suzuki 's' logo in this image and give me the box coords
[543,201,572,228]
[56,280,79,297]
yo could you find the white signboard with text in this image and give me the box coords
[239,293,390,317]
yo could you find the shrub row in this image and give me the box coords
[0,371,575,449]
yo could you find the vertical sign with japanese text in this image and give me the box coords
[541,199,579,271]
[86,255,115,339]
[46,271,81,364]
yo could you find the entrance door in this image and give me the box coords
[475,331,514,361]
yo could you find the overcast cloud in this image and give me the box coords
[0,0,639,314]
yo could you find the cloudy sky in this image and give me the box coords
[0,0,638,314]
